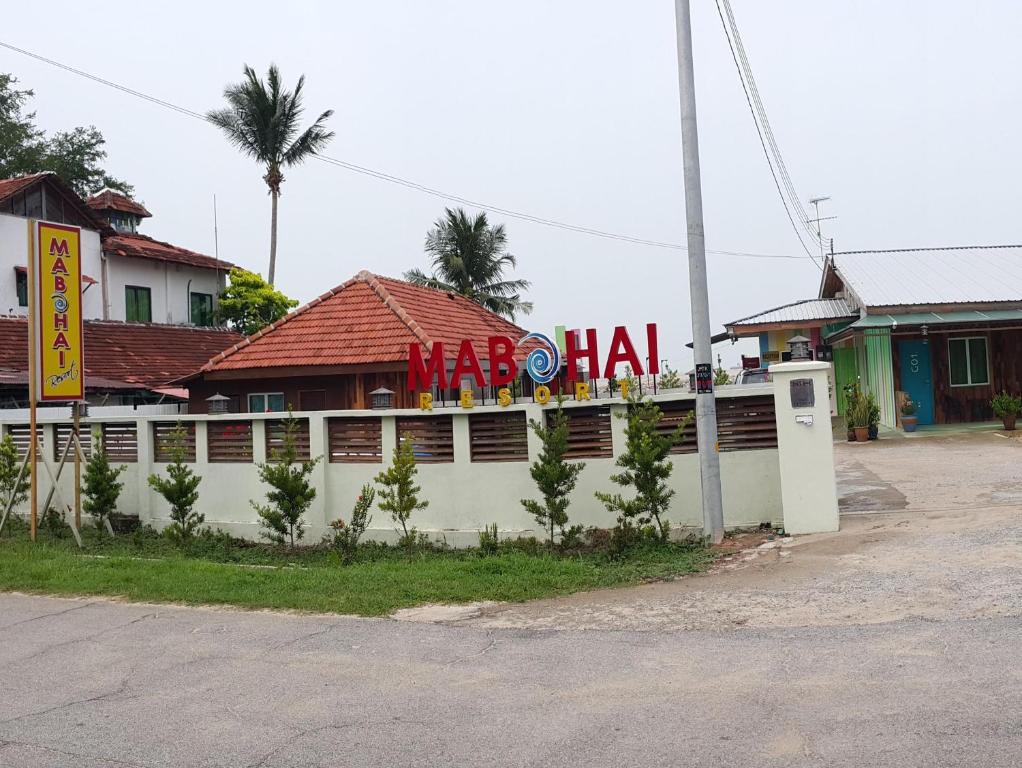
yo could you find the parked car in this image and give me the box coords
[735,367,771,385]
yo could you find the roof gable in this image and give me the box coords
[102,232,234,271]
[87,188,152,218]
[0,172,106,230]
[726,298,856,330]
[201,271,533,373]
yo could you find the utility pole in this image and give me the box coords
[808,196,836,263]
[674,0,724,544]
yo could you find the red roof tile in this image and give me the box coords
[87,189,152,218]
[200,271,537,373]
[0,173,50,203]
[102,232,234,271]
[0,317,242,389]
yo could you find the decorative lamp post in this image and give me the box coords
[787,335,812,362]
[369,387,395,410]
[205,393,231,415]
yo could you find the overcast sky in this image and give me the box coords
[5,1,1022,370]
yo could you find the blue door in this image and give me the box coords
[897,340,934,424]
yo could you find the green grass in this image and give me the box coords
[0,527,712,616]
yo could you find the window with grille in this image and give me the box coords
[469,411,529,462]
[101,423,138,462]
[152,422,197,463]
[395,416,455,463]
[207,421,253,462]
[328,417,383,463]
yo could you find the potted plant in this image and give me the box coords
[843,383,862,442]
[901,397,919,432]
[866,392,880,440]
[991,392,1022,431]
[850,396,871,443]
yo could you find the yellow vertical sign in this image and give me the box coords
[34,222,84,402]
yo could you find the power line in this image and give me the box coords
[714,0,824,270]
[0,38,817,262]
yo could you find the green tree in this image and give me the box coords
[521,402,585,546]
[659,363,682,389]
[713,366,731,386]
[207,65,334,286]
[374,437,428,547]
[0,73,131,197]
[0,434,28,511]
[215,267,298,335]
[82,449,126,532]
[147,425,203,544]
[595,397,690,544]
[252,414,321,547]
[405,207,532,320]
[329,484,375,565]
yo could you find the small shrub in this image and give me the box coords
[375,436,428,548]
[521,400,585,546]
[41,506,70,538]
[330,484,375,565]
[82,448,126,532]
[252,412,322,547]
[991,392,1022,418]
[478,523,500,556]
[148,424,204,545]
[658,364,683,390]
[713,366,731,386]
[558,524,585,550]
[0,433,28,511]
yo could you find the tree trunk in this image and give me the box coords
[268,190,279,286]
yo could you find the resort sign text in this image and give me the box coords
[33,221,85,402]
[408,323,660,409]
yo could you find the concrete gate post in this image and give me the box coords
[770,361,839,534]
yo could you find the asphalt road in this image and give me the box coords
[1,593,1020,767]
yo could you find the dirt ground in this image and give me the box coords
[399,432,1022,631]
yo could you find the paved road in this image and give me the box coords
[2,434,1021,767]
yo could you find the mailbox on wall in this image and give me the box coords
[789,378,815,409]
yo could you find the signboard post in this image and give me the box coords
[27,219,86,541]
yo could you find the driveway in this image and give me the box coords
[1,433,1021,767]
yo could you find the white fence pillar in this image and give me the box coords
[308,414,329,527]
[770,361,839,534]
[135,418,153,522]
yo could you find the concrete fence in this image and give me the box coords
[1,362,838,545]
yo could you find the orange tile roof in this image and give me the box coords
[200,271,536,373]
[102,232,234,271]
[87,189,152,218]
[0,172,50,202]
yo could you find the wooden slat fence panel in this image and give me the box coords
[657,400,698,455]
[265,419,311,461]
[207,421,253,463]
[152,422,197,463]
[7,425,41,462]
[469,411,529,462]
[395,416,454,463]
[551,406,613,459]
[53,424,93,462]
[716,395,778,452]
[102,423,138,462]
[328,417,382,463]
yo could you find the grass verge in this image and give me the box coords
[0,529,712,616]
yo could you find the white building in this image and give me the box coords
[0,172,231,325]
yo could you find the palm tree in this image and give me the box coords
[207,65,334,286]
[405,208,533,320]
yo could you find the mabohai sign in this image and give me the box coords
[33,221,85,402]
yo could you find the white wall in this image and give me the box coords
[104,253,222,325]
[1,389,788,546]
[0,212,104,319]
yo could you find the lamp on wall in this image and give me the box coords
[205,393,230,415]
[921,324,929,345]
[369,387,395,410]
[787,335,812,362]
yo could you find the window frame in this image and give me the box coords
[190,291,214,326]
[247,392,286,413]
[948,336,990,387]
[125,285,152,323]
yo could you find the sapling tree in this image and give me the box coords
[375,437,428,548]
[521,401,585,546]
[0,433,28,512]
[595,396,690,544]
[329,483,375,564]
[147,424,204,544]
[252,413,321,547]
[82,448,126,532]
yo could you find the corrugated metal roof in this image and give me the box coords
[830,246,1022,307]
[727,298,855,327]
[846,309,1022,329]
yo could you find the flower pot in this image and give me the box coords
[854,427,869,442]
[902,415,918,433]
[846,427,856,442]
[868,424,879,440]
[1002,414,1017,431]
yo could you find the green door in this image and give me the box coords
[833,347,857,416]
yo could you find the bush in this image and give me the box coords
[478,523,500,556]
[596,396,689,545]
[329,484,375,564]
[148,424,204,545]
[82,448,126,532]
[0,433,28,512]
[521,401,585,546]
[252,413,322,547]
[375,436,428,549]
[991,392,1022,418]
[658,364,682,390]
